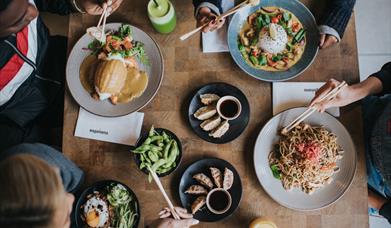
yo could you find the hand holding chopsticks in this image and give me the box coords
[147,166,181,220]
[282,81,348,134]
[86,0,112,42]
[180,0,260,41]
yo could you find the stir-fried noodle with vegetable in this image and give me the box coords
[268,123,344,194]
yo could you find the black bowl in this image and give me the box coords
[188,82,250,144]
[74,180,140,228]
[134,128,183,177]
[179,158,243,222]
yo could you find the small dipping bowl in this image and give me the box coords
[206,188,232,215]
[216,96,242,120]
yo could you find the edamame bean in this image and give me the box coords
[150,135,163,143]
[148,151,158,162]
[163,141,172,159]
[152,159,166,172]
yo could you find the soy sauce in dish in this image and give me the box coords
[209,190,229,211]
[220,100,238,118]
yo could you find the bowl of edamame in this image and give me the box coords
[132,126,182,177]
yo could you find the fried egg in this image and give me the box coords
[83,194,109,228]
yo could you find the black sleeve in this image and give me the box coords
[380,201,391,223]
[370,62,391,95]
[192,0,223,15]
[319,0,356,38]
[34,0,76,15]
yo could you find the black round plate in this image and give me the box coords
[134,128,183,177]
[188,83,250,144]
[179,158,242,222]
[75,180,140,228]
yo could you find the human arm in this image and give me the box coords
[192,0,225,33]
[34,0,122,16]
[34,0,76,15]
[368,189,391,223]
[309,62,391,111]
[318,0,356,49]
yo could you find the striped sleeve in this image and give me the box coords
[319,0,356,39]
[192,0,222,17]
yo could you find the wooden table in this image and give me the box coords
[64,0,368,227]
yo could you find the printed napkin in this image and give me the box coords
[272,82,340,117]
[74,108,144,146]
[201,0,235,53]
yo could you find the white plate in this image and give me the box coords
[66,23,164,117]
[253,107,357,211]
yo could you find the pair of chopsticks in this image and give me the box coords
[86,1,111,42]
[282,81,347,134]
[96,4,109,40]
[179,0,252,41]
[147,167,181,220]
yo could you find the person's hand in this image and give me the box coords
[149,207,199,228]
[158,207,193,219]
[77,0,123,15]
[149,218,199,228]
[319,33,338,49]
[368,189,387,210]
[309,79,355,112]
[196,7,225,33]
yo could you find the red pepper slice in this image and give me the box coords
[271,17,279,24]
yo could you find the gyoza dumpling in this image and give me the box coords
[200,94,220,105]
[200,115,221,131]
[209,167,223,188]
[193,106,216,120]
[193,173,214,189]
[209,120,230,138]
[185,185,208,195]
[223,167,234,190]
[191,196,206,214]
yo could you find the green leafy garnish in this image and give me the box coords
[283,12,291,22]
[85,24,150,66]
[272,54,283,62]
[270,164,281,180]
[250,55,258,65]
[258,54,267,65]
[256,16,264,30]
[263,14,271,25]
[127,41,150,66]
[119,24,132,37]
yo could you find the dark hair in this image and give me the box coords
[0,0,13,12]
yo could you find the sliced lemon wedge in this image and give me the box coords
[269,24,277,40]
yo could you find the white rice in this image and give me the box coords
[258,23,288,54]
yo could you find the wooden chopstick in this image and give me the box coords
[97,7,106,28]
[100,9,108,39]
[147,167,181,220]
[180,0,250,41]
[282,81,347,133]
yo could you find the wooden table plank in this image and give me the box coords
[64,0,368,227]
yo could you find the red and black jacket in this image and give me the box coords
[0,0,75,128]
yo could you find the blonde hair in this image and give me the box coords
[0,154,65,228]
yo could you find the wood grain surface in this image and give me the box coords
[64,0,368,227]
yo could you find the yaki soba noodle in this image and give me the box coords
[268,123,344,194]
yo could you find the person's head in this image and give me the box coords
[0,0,38,38]
[0,154,75,228]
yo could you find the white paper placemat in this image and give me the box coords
[74,108,144,146]
[273,82,340,117]
[202,0,235,53]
